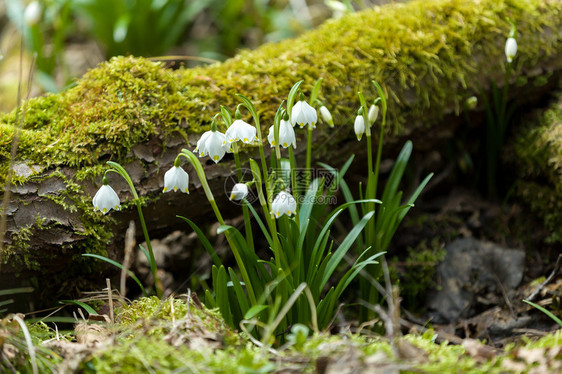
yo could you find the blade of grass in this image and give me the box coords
[82,254,147,296]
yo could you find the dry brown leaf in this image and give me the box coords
[462,338,496,361]
[74,322,111,347]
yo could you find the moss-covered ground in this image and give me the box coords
[1,296,561,373]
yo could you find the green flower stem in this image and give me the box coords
[180,150,257,305]
[236,95,269,188]
[372,80,388,205]
[372,124,385,217]
[500,63,512,129]
[232,145,254,251]
[106,161,163,298]
[305,126,313,191]
[249,159,283,269]
[358,93,376,242]
[288,146,298,202]
[288,146,300,225]
[273,116,282,168]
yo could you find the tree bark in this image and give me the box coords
[1,0,561,291]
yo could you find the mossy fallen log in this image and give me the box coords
[1,0,561,290]
[513,91,562,243]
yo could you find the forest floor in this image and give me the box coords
[2,187,561,373]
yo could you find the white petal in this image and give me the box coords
[93,185,121,214]
[205,131,226,163]
[292,101,317,128]
[320,106,334,127]
[271,191,296,218]
[368,105,379,125]
[24,1,41,26]
[195,131,212,157]
[230,183,249,201]
[279,120,296,148]
[267,125,276,147]
[163,166,189,193]
[354,115,365,141]
[226,120,256,144]
[505,37,517,63]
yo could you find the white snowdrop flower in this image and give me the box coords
[291,100,318,129]
[319,106,334,127]
[24,1,41,26]
[163,166,189,193]
[206,131,227,163]
[354,115,365,141]
[466,96,478,110]
[368,104,379,125]
[225,119,257,144]
[194,130,228,163]
[230,183,248,201]
[267,125,275,146]
[271,191,297,218]
[505,37,517,63]
[194,131,211,157]
[268,119,296,149]
[93,183,121,214]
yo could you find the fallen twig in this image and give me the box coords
[526,254,562,302]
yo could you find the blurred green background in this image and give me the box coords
[0,0,394,112]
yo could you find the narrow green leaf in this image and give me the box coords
[215,266,233,326]
[299,178,321,228]
[0,299,14,307]
[0,287,34,296]
[177,216,222,267]
[310,77,323,104]
[138,243,150,265]
[381,141,412,204]
[372,80,387,115]
[82,254,148,296]
[245,201,273,246]
[523,300,562,327]
[399,172,433,221]
[244,305,269,320]
[307,199,380,278]
[220,105,233,126]
[320,211,375,290]
[204,289,216,309]
[228,268,250,315]
[287,80,304,119]
[236,94,259,123]
[59,300,97,315]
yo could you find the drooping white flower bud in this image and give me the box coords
[319,106,334,127]
[368,104,379,125]
[163,166,189,193]
[466,96,478,110]
[93,181,121,214]
[505,37,517,63]
[230,183,249,201]
[271,191,297,218]
[267,119,296,148]
[354,115,365,141]
[24,1,42,26]
[194,130,228,163]
[291,100,317,129]
[225,119,257,144]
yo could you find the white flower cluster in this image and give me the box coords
[93,86,336,221]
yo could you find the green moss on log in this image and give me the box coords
[2,0,561,172]
[1,0,561,274]
[514,92,562,242]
